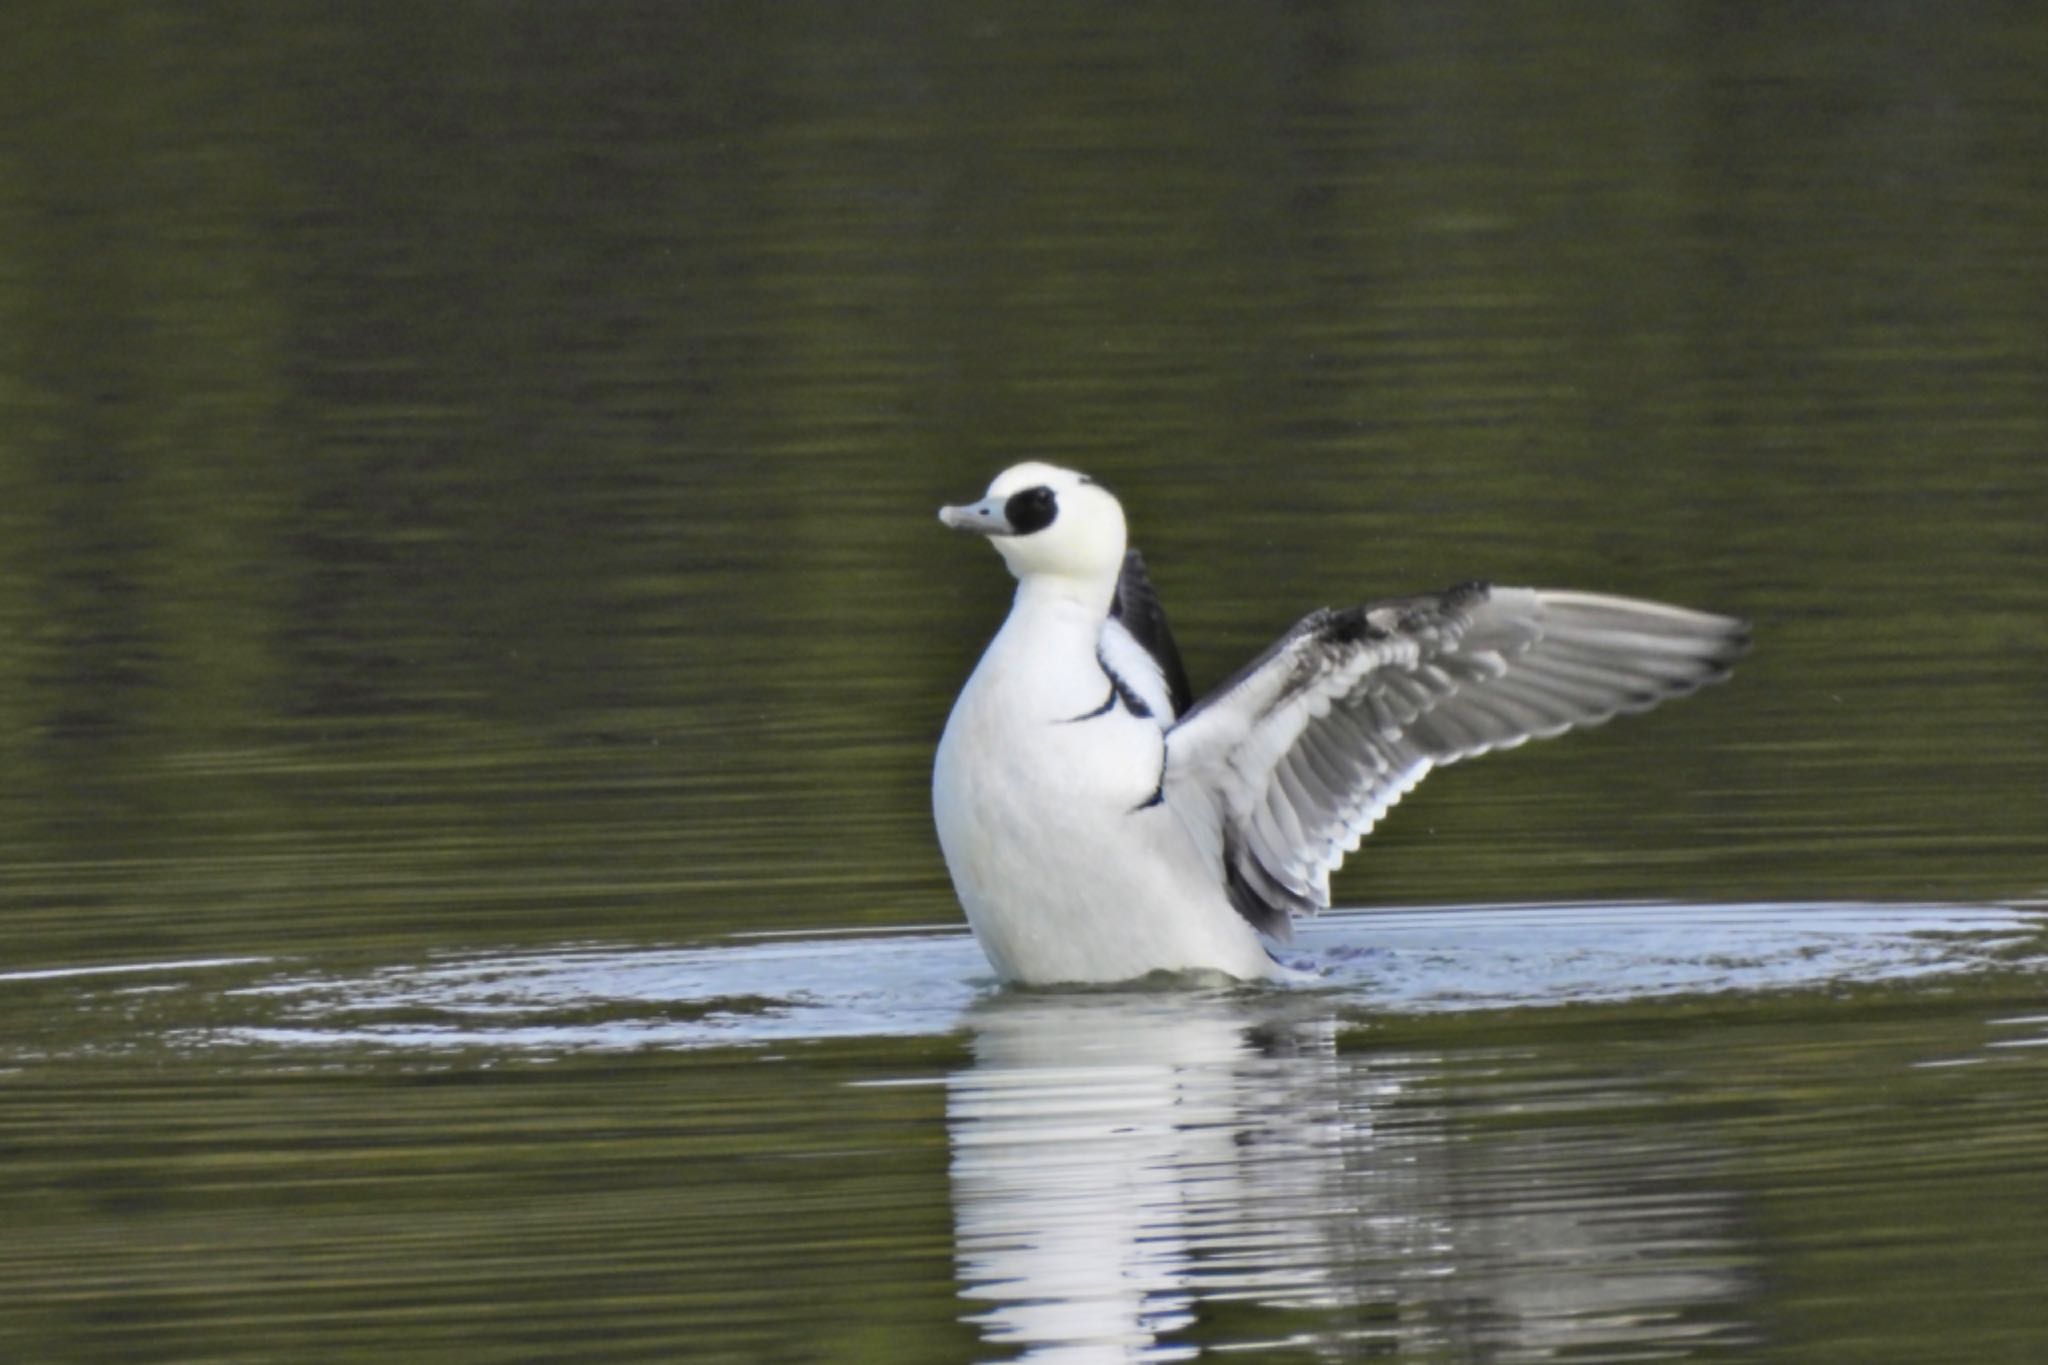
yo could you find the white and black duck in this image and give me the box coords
[933,463,1748,985]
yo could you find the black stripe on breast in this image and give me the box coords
[1102,660,1152,719]
[1128,743,1166,813]
[1062,687,1118,723]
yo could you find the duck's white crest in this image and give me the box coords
[932,463,1749,987]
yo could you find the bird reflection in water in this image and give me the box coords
[948,988,1752,1360]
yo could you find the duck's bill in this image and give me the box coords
[938,499,1010,535]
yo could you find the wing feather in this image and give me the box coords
[1166,584,1748,938]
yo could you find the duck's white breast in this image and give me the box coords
[933,659,1275,984]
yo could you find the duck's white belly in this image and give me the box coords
[932,672,1276,985]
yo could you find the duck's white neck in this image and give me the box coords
[969,573,1118,720]
[1011,569,1117,622]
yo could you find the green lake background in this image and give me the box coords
[3,5,2046,1362]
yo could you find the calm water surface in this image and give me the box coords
[5,4,2048,1362]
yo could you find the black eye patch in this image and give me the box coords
[1004,485,1059,535]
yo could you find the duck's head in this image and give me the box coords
[939,463,1127,587]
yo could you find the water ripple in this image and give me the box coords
[180,899,2044,1055]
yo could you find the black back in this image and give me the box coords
[1110,548,1195,718]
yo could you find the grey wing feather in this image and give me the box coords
[1164,584,1749,939]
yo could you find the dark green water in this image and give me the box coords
[4,5,2047,1361]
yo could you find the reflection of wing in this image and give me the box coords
[1165,585,1750,936]
[1098,548,1194,721]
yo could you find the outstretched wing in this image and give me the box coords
[1163,584,1749,938]
[1096,548,1195,721]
